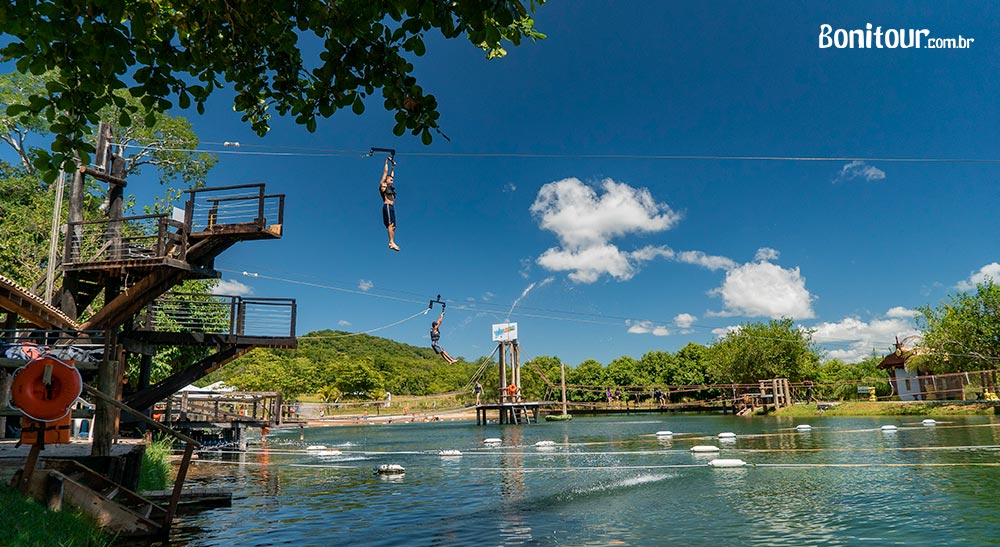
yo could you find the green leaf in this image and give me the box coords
[352,96,365,115]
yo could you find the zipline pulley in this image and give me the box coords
[429,294,446,310]
[368,147,396,161]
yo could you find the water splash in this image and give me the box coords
[505,277,554,321]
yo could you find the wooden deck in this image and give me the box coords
[476,402,540,425]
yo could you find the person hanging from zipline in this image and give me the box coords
[379,155,400,251]
[430,310,457,364]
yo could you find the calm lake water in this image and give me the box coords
[170,414,1000,546]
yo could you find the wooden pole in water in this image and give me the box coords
[499,342,507,403]
[560,362,568,415]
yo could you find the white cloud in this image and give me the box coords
[338,319,352,327]
[811,314,918,363]
[676,250,738,271]
[627,320,670,336]
[531,178,682,283]
[211,279,254,296]
[956,262,1000,291]
[482,291,495,302]
[504,182,517,193]
[359,279,374,291]
[836,160,886,182]
[674,313,697,328]
[885,306,918,318]
[710,260,815,319]
[518,257,533,279]
[712,325,742,337]
[754,247,779,261]
[709,308,917,363]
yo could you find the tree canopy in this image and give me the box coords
[0,0,546,179]
[0,70,216,288]
[704,318,820,384]
[913,281,1000,373]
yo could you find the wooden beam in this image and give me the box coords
[123,345,249,412]
[81,384,200,447]
[78,165,127,187]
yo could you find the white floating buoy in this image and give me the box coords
[708,458,747,468]
[374,463,405,475]
[691,445,721,453]
[922,419,937,426]
[483,438,502,445]
[535,440,557,447]
[881,425,898,431]
[796,424,812,431]
[655,431,673,437]
[718,432,736,439]
[439,450,462,457]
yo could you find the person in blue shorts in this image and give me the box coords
[430,311,457,364]
[379,156,400,251]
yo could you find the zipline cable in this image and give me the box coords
[304,308,431,338]
[223,267,900,351]
[129,143,1000,164]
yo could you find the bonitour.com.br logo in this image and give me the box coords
[819,23,974,49]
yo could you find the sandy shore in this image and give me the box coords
[295,407,480,427]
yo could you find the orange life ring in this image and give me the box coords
[10,355,83,422]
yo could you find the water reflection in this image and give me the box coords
[165,415,1000,546]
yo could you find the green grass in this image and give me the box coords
[775,401,998,417]
[0,483,113,547]
[138,436,174,493]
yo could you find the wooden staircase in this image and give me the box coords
[24,459,168,537]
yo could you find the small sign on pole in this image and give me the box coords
[492,322,518,342]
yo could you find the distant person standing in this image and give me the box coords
[431,310,457,364]
[379,156,400,251]
[803,380,815,402]
[474,381,483,405]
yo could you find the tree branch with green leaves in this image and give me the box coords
[0,0,546,180]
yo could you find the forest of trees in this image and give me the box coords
[198,320,893,405]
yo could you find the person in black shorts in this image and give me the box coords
[430,311,457,364]
[379,156,400,251]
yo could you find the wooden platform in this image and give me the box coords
[475,402,540,425]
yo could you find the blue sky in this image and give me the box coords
[40,2,1000,365]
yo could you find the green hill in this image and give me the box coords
[201,330,486,400]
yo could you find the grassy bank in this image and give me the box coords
[138,436,174,492]
[0,484,113,547]
[775,401,999,417]
[0,437,173,547]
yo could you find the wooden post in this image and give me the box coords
[499,342,507,406]
[92,328,120,457]
[164,442,195,538]
[560,363,568,416]
[0,314,14,438]
[19,436,44,492]
[512,341,520,391]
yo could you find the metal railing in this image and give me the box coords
[134,292,296,339]
[63,213,187,265]
[183,184,285,233]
